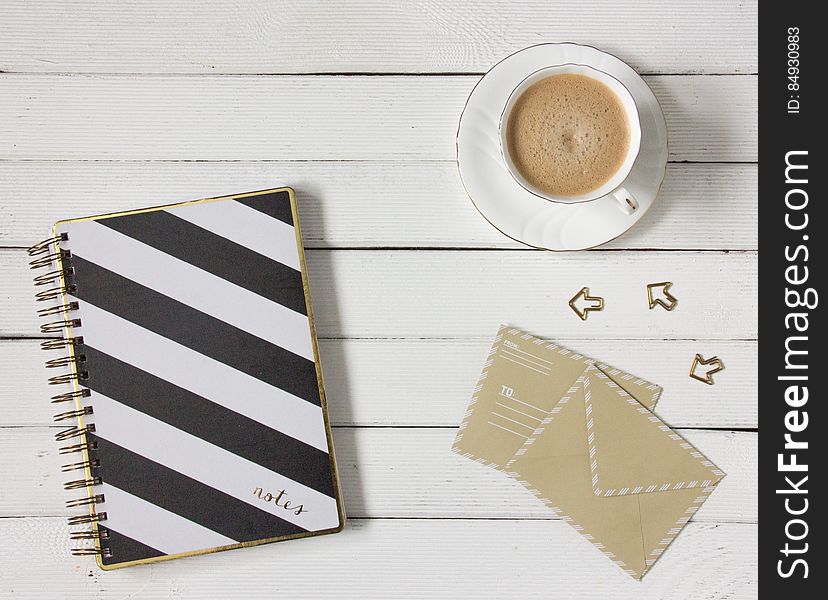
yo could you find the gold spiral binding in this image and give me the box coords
[71,529,109,541]
[53,405,93,422]
[66,494,105,508]
[71,547,111,557]
[42,336,84,351]
[29,235,108,560]
[48,370,88,385]
[68,512,106,526]
[40,318,82,334]
[55,424,95,442]
[50,388,91,404]
[46,354,86,369]
[59,441,97,455]
[62,458,100,473]
[64,477,102,491]
[27,233,68,256]
[29,249,71,269]
[35,284,77,302]
[38,302,80,318]
[33,267,74,286]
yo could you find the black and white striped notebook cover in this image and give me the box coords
[34,188,344,569]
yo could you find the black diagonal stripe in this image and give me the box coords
[235,190,294,225]
[100,527,165,566]
[71,255,321,406]
[90,436,307,543]
[83,345,335,497]
[98,209,306,315]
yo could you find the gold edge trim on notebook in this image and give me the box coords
[98,525,349,571]
[287,187,348,534]
[53,187,345,570]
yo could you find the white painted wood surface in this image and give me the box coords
[0,162,757,249]
[1,75,756,162]
[0,519,757,599]
[0,1,757,74]
[0,1,757,598]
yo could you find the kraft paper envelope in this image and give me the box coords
[452,326,725,579]
[506,364,725,579]
[453,325,663,470]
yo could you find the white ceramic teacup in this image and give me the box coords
[499,64,642,214]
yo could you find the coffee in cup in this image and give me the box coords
[499,64,642,214]
[505,74,629,197]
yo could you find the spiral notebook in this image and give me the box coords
[29,188,345,569]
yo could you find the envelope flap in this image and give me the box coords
[583,366,724,497]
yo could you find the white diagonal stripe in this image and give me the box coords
[100,483,237,556]
[72,299,328,452]
[92,392,340,531]
[64,220,313,361]
[166,199,301,271]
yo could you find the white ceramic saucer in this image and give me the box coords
[456,43,668,250]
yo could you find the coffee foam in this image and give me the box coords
[505,74,630,197]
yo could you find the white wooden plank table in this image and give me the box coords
[0,1,757,598]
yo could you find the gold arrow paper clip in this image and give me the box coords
[569,287,604,321]
[689,354,725,385]
[647,281,678,311]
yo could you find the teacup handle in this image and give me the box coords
[611,186,638,215]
